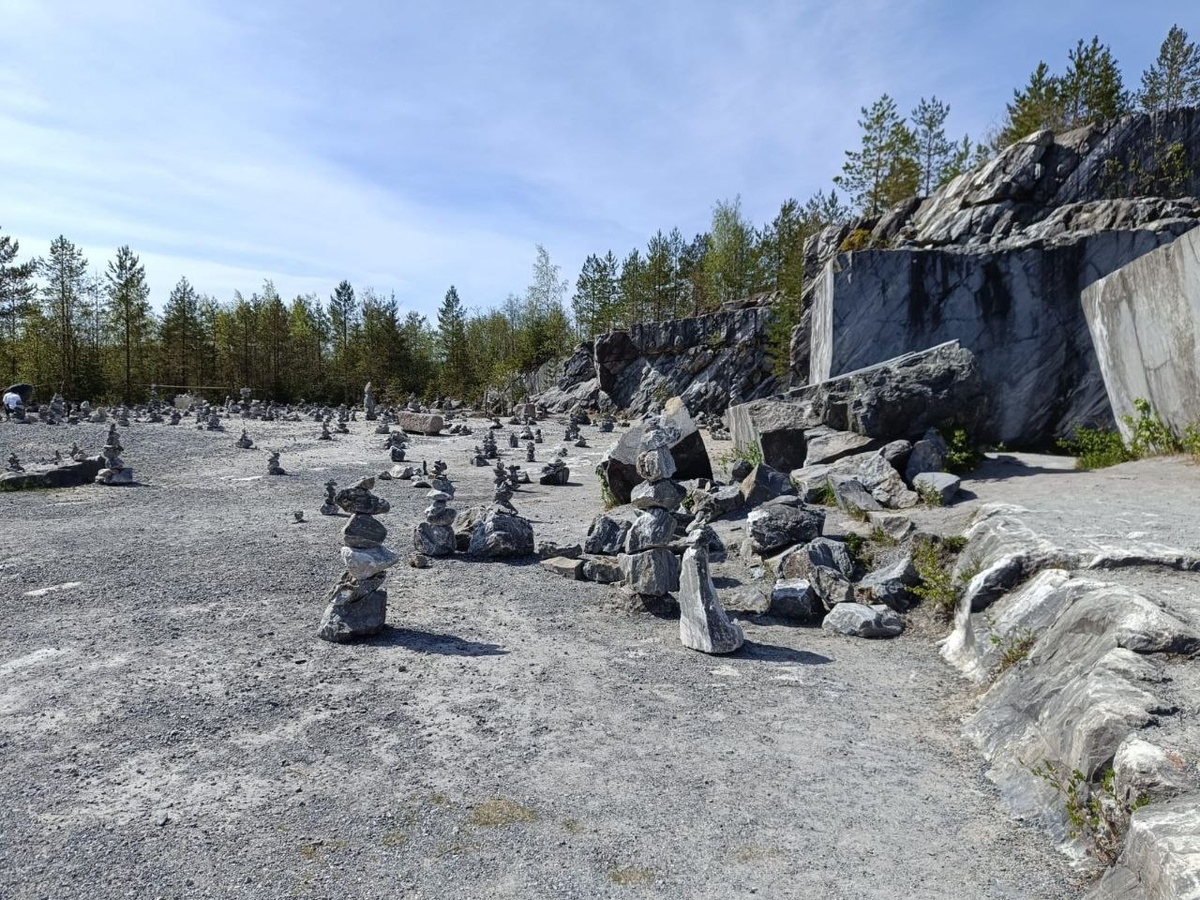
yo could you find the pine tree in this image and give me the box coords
[911,97,954,195]
[437,285,468,396]
[0,229,36,383]
[572,253,618,339]
[700,196,763,304]
[328,279,357,402]
[834,95,920,216]
[160,277,201,389]
[37,235,94,397]
[999,62,1063,146]
[1139,25,1200,111]
[104,245,150,403]
[1061,36,1130,126]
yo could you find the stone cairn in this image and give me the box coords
[106,423,123,454]
[6,453,23,473]
[69,442,85,462]
[363,382,377,421]
[319,420,333,441]
[526,441,536,463]
[471,445,488,467]
[317,477,397,642]
[508,431,520,449]
[618,421,684,605]
[539,457,569,486]
[534,428,543,444]
[236,430,254,449]
[429,460,454,497]
[320,480,338,515]
[95,435,132,485]
[493,461,515,511]
[387,431,407,462]
[168,409,181,425]
[481,430,498,459]
[413,489,457,557]
[678,529,744,654]
[267,452,287,476]
[206,410,222,431]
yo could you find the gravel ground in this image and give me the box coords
[0,415,1083,899]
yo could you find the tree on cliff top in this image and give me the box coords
[1138,25,1200,111]
[835,94,920,217]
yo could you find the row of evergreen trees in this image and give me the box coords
[1,26,1195,407]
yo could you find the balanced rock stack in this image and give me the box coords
[413,489,457,557]
[678,530,744,654]
[320,480,338,515]
[95,437,133,485]
[539,457,569,485]
[318,477,397,642]
[618,422,683,601]
[236,430,254,449]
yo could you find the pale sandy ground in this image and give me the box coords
[0,414,1091,899]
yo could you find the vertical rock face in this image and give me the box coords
[536,303,779,416]
[1082,226,1200,439]
[808,231,1188,445]
[678,541,744,654]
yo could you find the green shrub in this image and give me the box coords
[1059,425,1134,469]
[943,427,982,474]
[1123,397,1181,457]
[911,538,959,622]
[838,228,873,252]
[990,626,1037,675]
[1030,761,1147,866]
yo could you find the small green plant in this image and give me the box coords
[942,534,968,554]
[944,427,982,474]
[839,227,873,252]
[1124,397,1181,457]
[911,537,959,622]
[717,441,764,477]
[814,480,837,506]
[867,526,898,548]
[990,625,1037,675]
[916,481,945,507]
[596,469,619,510]
[705,328,725,351]
[1061,399,1200,469]
[1059,425,1133,469]
[842,532,867,566]
[1029,762,1148,866]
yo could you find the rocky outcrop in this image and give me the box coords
[537,301,779,416]
[808,230,1188,445]
[795,109,1200,446]
[1082,226,1200,438]
[941,503,1200,886]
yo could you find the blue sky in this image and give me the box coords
[0,0,1189,319]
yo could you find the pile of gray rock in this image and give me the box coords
[318,477,397,642]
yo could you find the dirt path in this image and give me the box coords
[0,417,1081,899]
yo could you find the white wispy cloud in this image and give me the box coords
[0,0,1187,316]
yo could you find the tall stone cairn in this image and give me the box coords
[618,417,684,600]
[678,530,744,654]
[318,477,399,643]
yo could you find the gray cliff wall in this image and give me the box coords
[537,303,778,416]
[1082,227,1200,438]
[809,227,1192,445]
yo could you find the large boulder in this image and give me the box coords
[742,500,825,557]
[726,399,813,471]
[596,398,712,504]
[468,508,535,558]
[394,411,444,435]
[1082,226,1200,439]
[791,340,989,444]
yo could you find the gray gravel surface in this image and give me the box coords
[0,416,1083,899]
